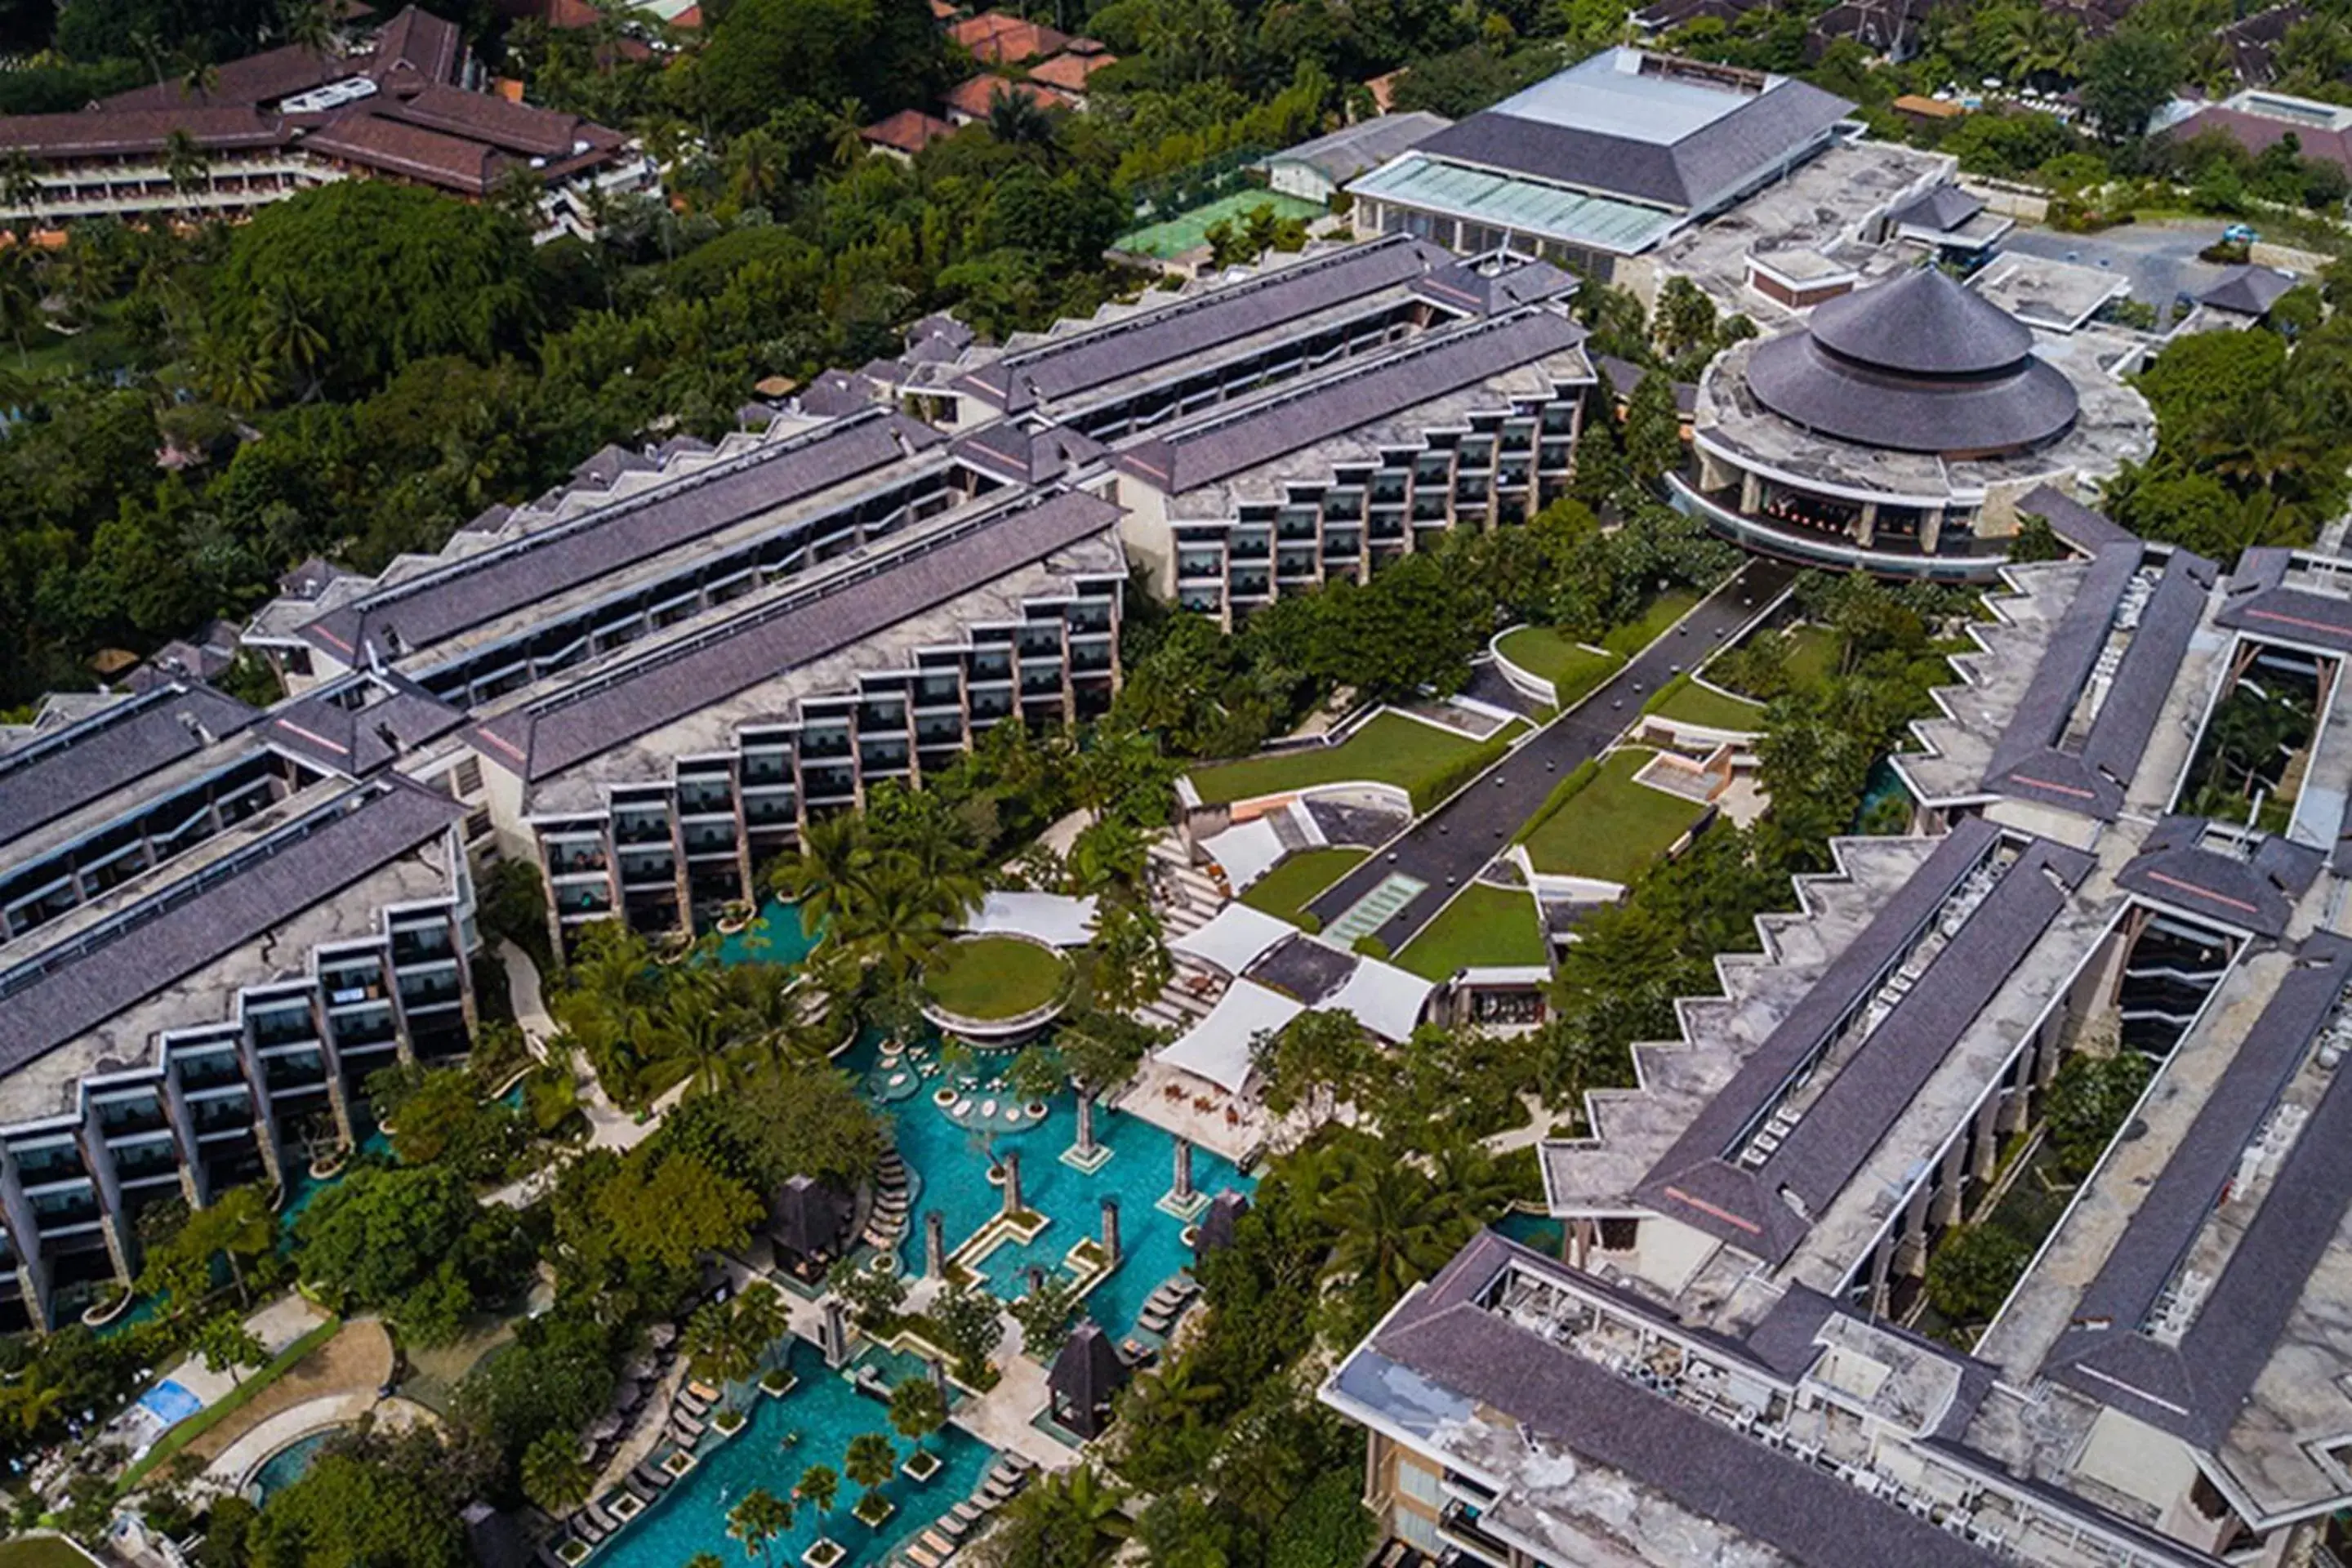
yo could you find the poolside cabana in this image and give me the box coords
[1048,1319,1127,1440]
[772,1174,852,1282]
[1195,1191,1250,1262]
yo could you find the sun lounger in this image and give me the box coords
[950,1502,985,1526]
[572,1516,606,1545]
[906,1544,942,1568]
[920,1529,957,1553]
[936,1516,971,1541]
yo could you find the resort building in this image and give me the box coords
[1324,515,2352,1566]
[0,7,657,241]
[1676,265,2155,581]
[1257,112,1451,206]
[1345,48,1855,278]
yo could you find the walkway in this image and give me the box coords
[1305,557,1797,948]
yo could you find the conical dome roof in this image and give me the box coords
[1806,265,2035,377]
[1743,266,2078,457]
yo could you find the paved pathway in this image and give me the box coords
[1305,557,1797,951]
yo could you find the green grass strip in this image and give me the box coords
[116,1316,344,1496]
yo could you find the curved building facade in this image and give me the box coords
[1675,265,2154,581]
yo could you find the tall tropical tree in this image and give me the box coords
[1319,1160,1457,1312]
[844,1432,896,1511]
[193,1312,267,1387]
[647,967,750,1098]
[834,862,960,980]
[684,1293,762,1401]
[986,87,1056,148]
[520,1428,594,1517]
[998,1465,1131,1562]
[796,1463,840,1542]
[889,1376,947,1458]
[773,813,870,942]
[162,129,212,220]
[729,1487,794,1568]
[177,1184,276,1307]
[827,97,868,167]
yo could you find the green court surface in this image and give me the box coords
[1113,189,1324,259]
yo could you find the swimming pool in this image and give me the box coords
[883,1059,1252,1339]
[714,899,824,969]
[248,1428,336,1502]
[596,1341,993,1568]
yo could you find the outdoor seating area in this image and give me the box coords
[893,1453,1038,1568]
[1134,1276,1199,1338]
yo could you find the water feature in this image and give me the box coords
[249,1428,337,1503]
[595,1342,992,1568]
[714,898,825,969]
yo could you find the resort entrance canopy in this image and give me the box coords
[1350,154,1682,256]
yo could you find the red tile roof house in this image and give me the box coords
[948,10,1070,62]
[942,74,1074,126]
[860,108,957,162]
[0,5,657,239]
[1027,42,1118,102]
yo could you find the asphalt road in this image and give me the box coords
[1304,555,1798,953]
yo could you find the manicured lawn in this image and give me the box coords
[1241,847,1369,928]
[924,937,1069,1020]
[1187,712,1515,808]
[1521,748,1704,884]
[1781,625,1844,692]
[1647,675,1766,733]
[1494,627,1621,709]
[1600,590,1701,659]
[115,1317,345,1495]
[1112,189,1325,259]
[1397,884,1549,980]
[0,1539,100,1568]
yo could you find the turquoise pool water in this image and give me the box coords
[597,1341,992,1568]
[884,1062,1253,1339]
[1494,1211,1563,1256]
[715,898,824,968]
[250,1428,336,1502]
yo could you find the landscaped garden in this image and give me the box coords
[1186,712,1522,809]
[922,936,1071,1022]
[1240,848,1369,928]
[1494,626,1621,709]
[1521,748,1706,884]
[1646,675,1766,733]
[1600,590,1700,658]
[1396,884,1549,981]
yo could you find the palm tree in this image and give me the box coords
[684,1294,761,1403]
[1320,1160,1457,1312]
[833,862,959,981]
[685,1555,727,1568]
[883,819,984,921]
[827,97,868,168]
[1068,817,1147,896]
[796,1463,841,1546]
[162,129,212,220]
[181,1184,274,1307]
[281,0,336,52]
[1120,1356,1222,1436]
[521,1429,594,1517]
[985,86,1056,148]
[733,1282,790,1361]
[0,151,41,234]
[1004,1466,1129,1557]
[889,1376,947,1459]
[0,247,41,371]
[729,1487,794,1568]
[254,279,327,402]
[773,813,870,943]
[844,1432,895,1517]
[647,967,748,1098]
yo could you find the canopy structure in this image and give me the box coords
[964,889,1100,948]
[1199,817,1289,893]
[1171,902,1298,977]
[1156,981,1304,1094]
[1329,957,1439,1043]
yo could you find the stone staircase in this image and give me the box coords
[863,1148,911,1250]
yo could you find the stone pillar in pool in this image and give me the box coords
[924,1210,946,1279]
[1158,1136,1207,1220]
[822,1298,849,1368]
[1027,1265,1046,1296]
[930,1354,951,1402]
[1003,1150,1023,1218]
[1076,1093,1096,1155]
[1100,1198,1120,1267]
[1063,1089,1111,1173]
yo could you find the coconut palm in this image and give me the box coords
[646,967,750,1098]
[733,1282,790,1360]
[834,862,960,981]
[773,813,870,942]
[684,1294,762,1402]
[521,1428,593,1517]
[796,1463,841,1543]
[985,86,1057,148]
[253,278,327,403]
[1002,1465,1130,1558]
[1119,1356,1222,1437]
[844,1432,896,1512]
[162,129,212,219]
[827,96,868,167]
[179,1183,275,1306]
[729,1487,794,1568]
[1319,1160,1457,1312]
[889,1375,947,1457]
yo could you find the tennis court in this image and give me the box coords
[1114,189,1324,259]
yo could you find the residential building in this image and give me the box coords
[2158,86,2352,172]
[861,109,957,163]
[1346,48,1854,278]
[942,74,1071,125]
[0,7,658,241]
[1326,518,2352,1565]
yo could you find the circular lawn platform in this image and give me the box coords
[920,935,1071,1043]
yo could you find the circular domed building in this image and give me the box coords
[1675,265,2154,581]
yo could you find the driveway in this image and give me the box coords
[2000,221,2231,327]
[1304,556,1798,951]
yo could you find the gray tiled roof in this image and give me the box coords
[1886,182,1985,234]
[261,673,467,778]
[0,780,461,1077]
[1984,543,2217,820]
[2113,816,2320,939]
[2217,546,2352,654]
[2019,483,2135,555]
[1116,309,1586,496]
[1364,1240,2001,1568]
[0,683,259,850]
[1265,113,1452,185]
[473,488,1122,783]
[1640,823,2099,1265]
[2047,932,2352,1448]
[1745,269,2078,456]
[1409,74,1849,212]
[1412,254,1579,317]
[2200,264,2297,317]
[949,422,1107,486]
[953,235,1453,412]
[1047,1319,1126,1410]
[298,411,940,663]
